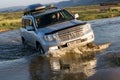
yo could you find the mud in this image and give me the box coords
[29,42,110,80]
[1,17,120,80]
[49,42,111,57]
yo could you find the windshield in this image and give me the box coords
[35,10,74,28]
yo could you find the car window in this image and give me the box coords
[22,18,33,28]
[35,10,74,28]
[22,19,26,28]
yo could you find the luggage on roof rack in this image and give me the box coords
[24,4,57,15]
[24,4,46,15]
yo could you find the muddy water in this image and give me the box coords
[0,43,98,80]
[0,31,98,80]
[29,56,96,80]
[1,17,120,80]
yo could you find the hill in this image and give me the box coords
[0,6,26,12]
[0,0,120,12]
[55,0,120,7]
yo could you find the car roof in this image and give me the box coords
[23,8,62,17]
[24,4,62,17]
[33,8,62,17]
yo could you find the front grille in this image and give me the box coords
[58,26,83,41]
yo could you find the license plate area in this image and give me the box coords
[67,39,81,46]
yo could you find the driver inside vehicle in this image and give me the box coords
[36,18,41,27]
[51,12,63,22]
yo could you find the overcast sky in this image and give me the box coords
[0,0,68,8]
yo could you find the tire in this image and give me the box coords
[36,43,45,54]
[22,38,27,48]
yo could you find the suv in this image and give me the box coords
[20,4,94,54]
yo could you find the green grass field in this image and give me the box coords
[0,5,120,32]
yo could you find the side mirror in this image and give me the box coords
[26,26,34,31]
[74,14,79,19]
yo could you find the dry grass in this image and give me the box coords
[0,12,22,32]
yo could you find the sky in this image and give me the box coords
[0,0,68,8]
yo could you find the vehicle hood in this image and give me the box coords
[38,20,87,35]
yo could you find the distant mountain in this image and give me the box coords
[0,6,26,12]
[0,0,120,12]
[55,0,120,7]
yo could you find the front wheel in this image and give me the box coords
[36,43,45,54]
[22,38,27,48]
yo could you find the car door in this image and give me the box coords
[25,18,37,47]
[20,18,29,43]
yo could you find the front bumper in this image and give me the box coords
[43,31,94,53]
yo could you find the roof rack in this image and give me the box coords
[24,4,57,15]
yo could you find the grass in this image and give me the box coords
[66,5,120,20]
[0,12,22,32]
[0,5,120,32]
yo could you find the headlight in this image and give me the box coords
[44,34,54,41]
[44,33,58,41]
[52,33,58,39]
[83,24,91,33]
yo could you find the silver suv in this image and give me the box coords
[20,4,94,54]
